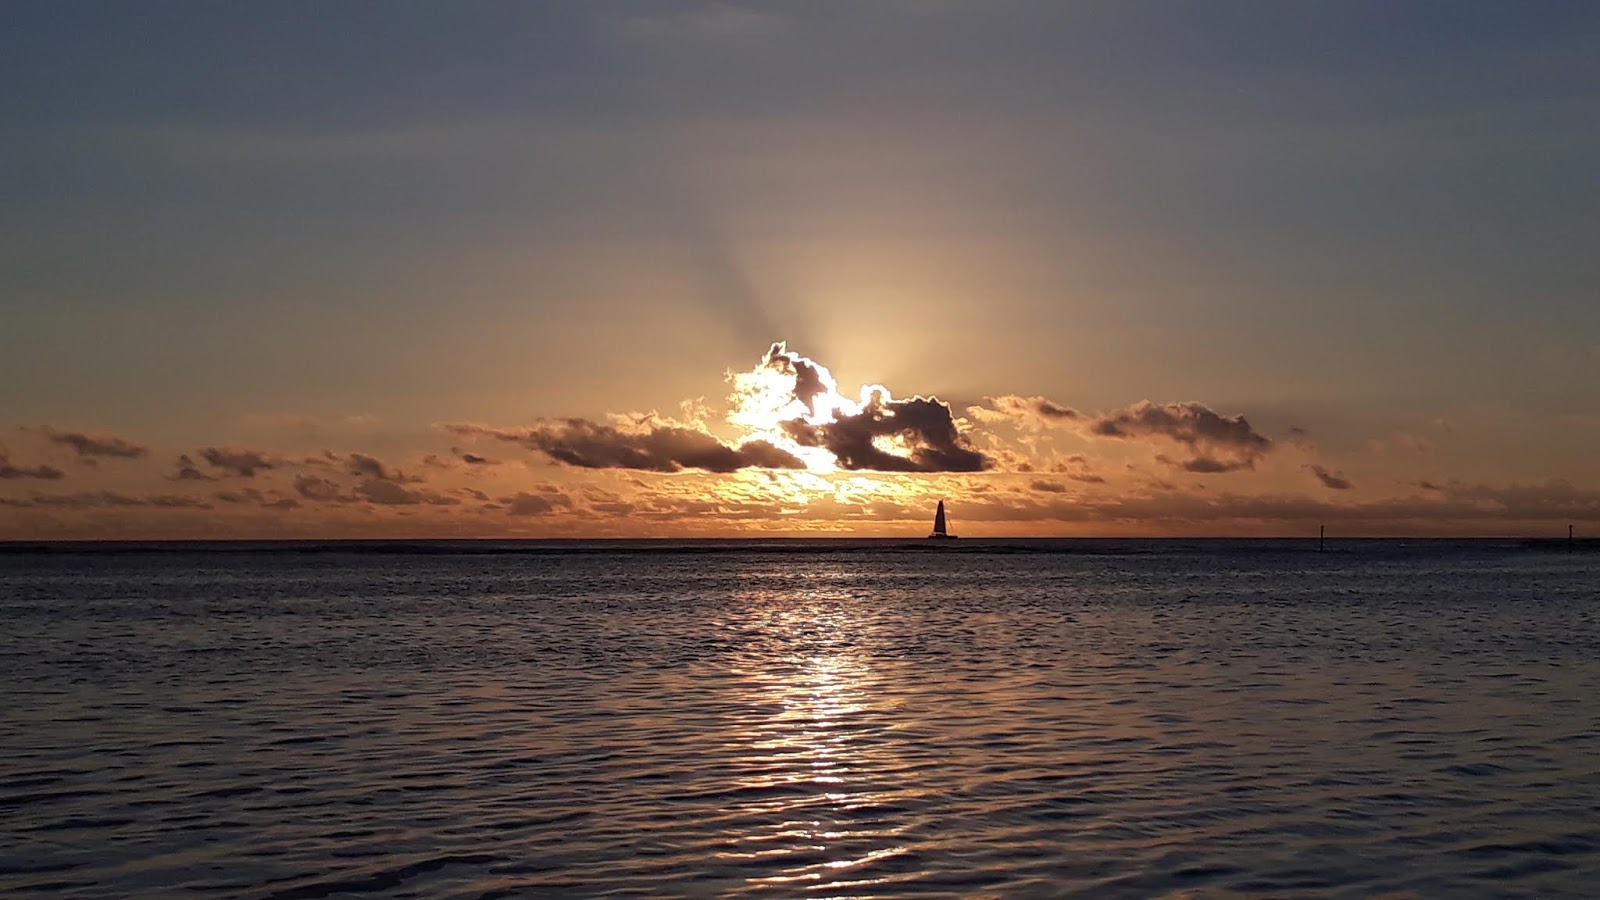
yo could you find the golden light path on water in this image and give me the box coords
[730,584,924,894]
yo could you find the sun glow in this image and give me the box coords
[726,342,916,473]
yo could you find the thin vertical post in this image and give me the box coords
[1571,524,1576,553]
[1319,524,1325,553]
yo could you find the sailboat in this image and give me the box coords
[928,500,958,540]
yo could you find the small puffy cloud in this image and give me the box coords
[1167,454,1252,474]
[1029,479,1069,493]
[1051,455,1105,484]
[1309,464,1355,490]
[0,446,65,480]
[499,486,575,517]
[974,395,1083,428]
[448,419,807,473]
[976,395,1271,473]
[168,454,216,481]
[343,453,420,483]
[453,446,499,466]
[293,474,349,502]
[201,447,276,477]
[354,479,458,506]
[35,427,148,459]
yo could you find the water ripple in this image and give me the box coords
[1,543,1598,896]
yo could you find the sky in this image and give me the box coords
[3,0,1599,539]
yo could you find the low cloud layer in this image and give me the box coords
[4,342,1597,538]
[448,419,806,474]
[201,447,276,477]
[981,395,1273,473]
[1309,465,1354,490]
[0,444,65,480]
[37,428,148,459]
[1090,401,1273,472]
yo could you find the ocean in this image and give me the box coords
[2,539,1597,897]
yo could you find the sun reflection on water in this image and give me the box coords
[724,591,922,892]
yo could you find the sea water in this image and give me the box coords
[2,539,1598,897]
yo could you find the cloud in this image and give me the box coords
[293,475,349,502]
[1309,464,1354,490]
[783,393,991,472]
[343,453,420,483]
[287,472,456,506]
[451,446,499,466]
[1051,455,1105,483]
[448,419,807,473]
[974,395,1083,427]
[1092,401,1273,472]
[34,427,148,459]
[354,479,458,506]
[1167,454,1252,474]
[0,447,65,480]
[502,492,559,516]
[1029,478,1069,493]
[168,454,216,481]
[201,447,276,477]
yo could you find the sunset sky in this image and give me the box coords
[4,1,1599,538]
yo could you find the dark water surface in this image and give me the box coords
[2,539,1598,897]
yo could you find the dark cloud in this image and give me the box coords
[503,492,557,516]
[293,475,349,502]
[169,454,216,481]
[1092,401,1273,472]
[36,427,148,459]
[354,479,458,506]
[288,472,456,506]
[201,447,276,477]
[1309,464,1354,490]
[452,446,499,466]
[0,450,65,480]
[344,453,420,483]
[1168,455,1252,474]
[448,420,806,473]
[783,394,990,473]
